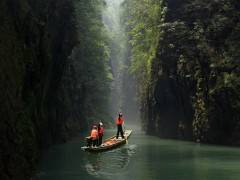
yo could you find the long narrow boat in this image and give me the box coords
[81,130,132,152]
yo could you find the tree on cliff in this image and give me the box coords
[0,0,111,179]
[121,0,240,144]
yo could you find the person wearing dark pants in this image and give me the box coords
[98,122,104,146]
[92,138,98,147]
[116,113,125,139]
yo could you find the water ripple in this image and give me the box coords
[84,144,137,178]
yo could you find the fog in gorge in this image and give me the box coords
[102,0,140,123]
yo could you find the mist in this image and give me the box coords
[102,0,140,123]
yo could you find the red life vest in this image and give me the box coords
[99,127,104,136]
[91,129,98,140]
[116,117,124,125]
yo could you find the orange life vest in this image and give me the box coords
[116,117,124,125]
[91,129,98,140]
[99,127,104,135]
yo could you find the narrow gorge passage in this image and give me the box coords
[34,1,240,180]
[1,0,240,180]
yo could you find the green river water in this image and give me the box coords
[34,125,240,180]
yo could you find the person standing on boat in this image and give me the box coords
[90,125,98,147]
[116,112,125,139]
[98,122,104,146]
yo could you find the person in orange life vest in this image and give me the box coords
[116,112,125,139]
[98,121,104,146]
[90,125,98,147]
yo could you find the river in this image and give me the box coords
[34,124,240,180]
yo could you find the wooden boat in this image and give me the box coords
[81,130,132,152]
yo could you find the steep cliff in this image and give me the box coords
[122,0,240,145]
[0,0,111,179]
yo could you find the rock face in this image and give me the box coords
[147,0,240,144]
[0,1,76,179]
[0,0,111,179]
[122,0,240,145]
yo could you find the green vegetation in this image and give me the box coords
[121,0,240,144]
[102,0,126,116]
[0,0,111,179]
[1,0,240,179]
[68,0,112,128]
[122,0,164,102]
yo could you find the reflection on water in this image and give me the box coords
[85,144,137,178]
[34,126,240,180]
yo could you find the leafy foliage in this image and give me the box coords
[121,0,165,109]
[68,0,112,127]
[0,0,112,179]
[122,0,240,144]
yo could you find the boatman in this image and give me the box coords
[98,121,104,146]
[116,112,125,139]
[90,125,98,147]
